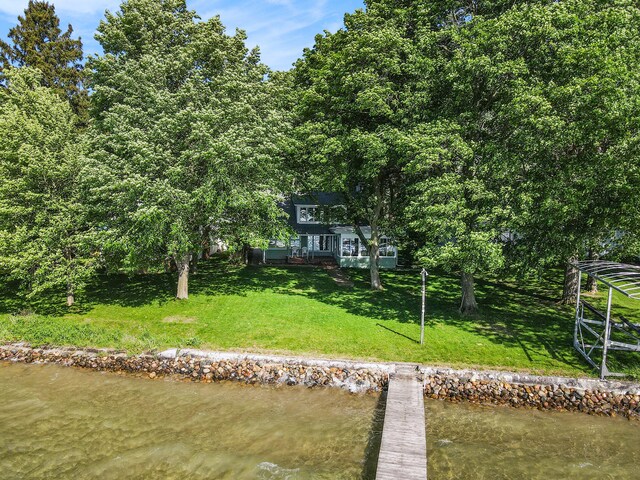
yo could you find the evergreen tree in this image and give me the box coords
[0,1,88,120]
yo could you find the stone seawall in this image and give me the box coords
[0,344,391,394]
[421,366,640,419]
[1,343,639,419]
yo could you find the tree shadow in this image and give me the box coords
[441,274,586,371]
[2,257,636,375]
[189,261,429,325]
[476,276,558,303]
[186,261,593,372]
[0,272,177,317]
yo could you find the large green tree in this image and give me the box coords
[292,0,540,299]
[402,121,508,315]
[0,1,88,120]
[87,0,289,300]
[445,0,640,302]
[402,0,640,312]
[292,1,432,290]
[0,68,98,306]
[399,1,528,314]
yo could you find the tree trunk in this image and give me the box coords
[585,249,598,293]
[561,255,580,304]
[64,250,75,306]
[460,272,478,315]
[66,283,75,307]
[365,179,384,291]
[369,226,382,291]
[175,253,190,300]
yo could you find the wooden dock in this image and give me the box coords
[376,364,427,480]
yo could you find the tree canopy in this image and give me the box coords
[87,0,289,299]
[1,0,638,315]
[444,0,640,301]
[0,68,97,305]
[293,0,640,311]
[292,0,433,290]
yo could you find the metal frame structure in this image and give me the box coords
[572,260,640,379]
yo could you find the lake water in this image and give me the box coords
[2,361,638,480]
[0,362,378,479]
[426,398,640,479]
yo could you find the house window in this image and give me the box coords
[311,235,332,252]
[299,207,318,223]
[342,237,359,257]
[320,235,331,251]
[379,238,396,257]
[268,239,286,248]
[359,240,369,257]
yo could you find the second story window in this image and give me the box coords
[298,206,318,223]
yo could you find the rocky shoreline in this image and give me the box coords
[0,343,390,394]
[1,343,639,420]
[421,366,640,419]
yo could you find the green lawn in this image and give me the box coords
[1,258,639,378]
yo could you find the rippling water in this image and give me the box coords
[0,362,378,480]
[426,399,640,479]
[4,362,637,480]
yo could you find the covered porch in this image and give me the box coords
[331,226,398,269]
[264,234,337,263]
[289,234,337,262]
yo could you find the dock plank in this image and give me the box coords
[376,365,427,480]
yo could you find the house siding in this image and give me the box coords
[265,249,288,261]
[338,256,397,269]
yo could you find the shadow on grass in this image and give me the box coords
[0,272,176,317]
[376,323,420,344]
[1,256,632,374]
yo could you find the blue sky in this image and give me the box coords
[0,0,365,71]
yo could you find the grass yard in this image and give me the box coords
[1,257,639,378]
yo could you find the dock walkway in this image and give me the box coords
[376,364,427,480]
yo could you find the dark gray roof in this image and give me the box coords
[278,199,331,235]
[292,192,344,206]
[281,192,348,235]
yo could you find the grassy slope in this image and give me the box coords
[1,258,638,378]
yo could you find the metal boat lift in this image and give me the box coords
[572,260,640,379]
